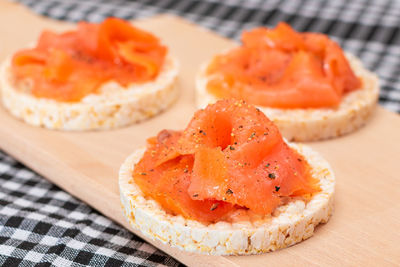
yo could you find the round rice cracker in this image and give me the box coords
[195,52,379,141]
[0,54,179,131]
[119,143,335,255]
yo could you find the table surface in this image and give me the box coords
[1,1,400,266]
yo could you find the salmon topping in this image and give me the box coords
[11,18,167,102]
[206,22,361,108]
[133,100,320,223]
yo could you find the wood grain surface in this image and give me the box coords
[1,2,399,266]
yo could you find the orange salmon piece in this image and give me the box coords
[206,22,361,108]
[11,18,167,102]
[133,100,320,223]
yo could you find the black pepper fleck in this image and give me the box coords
[210,203,219,211]
[199,130,207,136]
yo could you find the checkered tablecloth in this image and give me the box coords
[1,0,400,266]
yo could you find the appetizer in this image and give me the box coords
[0,18,179,130]
[196,23,379,141]
[119,99,335,255]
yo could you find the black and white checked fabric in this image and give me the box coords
[0,151,183,267]
[2,0,400,266]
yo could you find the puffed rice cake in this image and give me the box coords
[119,142,335,255]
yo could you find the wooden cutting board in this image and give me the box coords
[1,2,400,266]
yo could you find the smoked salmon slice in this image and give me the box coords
[206,22,361,109]
[133,100,320,223]
[133,132,234,223]
[11,18,167,102]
